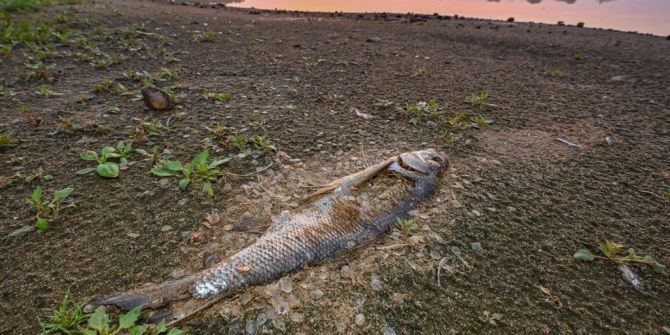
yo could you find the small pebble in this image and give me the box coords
[471,242,482,253]
[355,313,366,326]
[370,275,383,291]
[451,246,462,257]
[381,325,397,335]
[256,313,267,326]
[228,319,242,334]
[289,312,304,323]
[310,289,324,300]
[177,198,188,206]
[160,225,172,232]
[272,319,286,331]
[430,249,442,260]
[245,319,257,335]
[279,276,293,293]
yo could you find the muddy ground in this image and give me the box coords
[1,1,669,334]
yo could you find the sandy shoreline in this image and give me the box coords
[165,0,669,37]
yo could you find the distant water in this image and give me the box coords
[227,0,670,36]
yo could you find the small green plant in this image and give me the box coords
[13,166,53,184]
[163,52,179,63]
[548,69,566,79]
[21,61,57,81]
[252,135,276,152]
[229,133,247,151]
[116,141,133,166]
[26,186,74,231]
[404,99,440,125]
[205,123,233,139]
[77,146,123,178]
[57,116,82,133]
[412,67,427,77]
[39,291,185,335]
[160,67,179,80]
[151,149,225,197]
[574,241,666,274]
[38,290,87,334]
[444,112,468,129]
[471,115,490,129]
[203,92,232,102]
[36,85,63,98]
[135,145,172,163]
[192,30,216,42]
[396,218,418,236]
[93,78,113,93]
[469,91,489,110]
[0,133,16,147]
[123,68,142,82]
[435,129,461,145]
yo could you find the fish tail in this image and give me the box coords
[85,274,199,312]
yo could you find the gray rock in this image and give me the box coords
[381,325,397,335]
[611,75,636,84]
[367,36,382,43]
[177,198,188,206]
[228,319,242,334]
[246,319,258,335]
[160,225,172,232]
[256,313,267,326]
[355,313,366,326]
[471,242,482,253]
[371,275,383,291]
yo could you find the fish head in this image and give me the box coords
[399,149,448,177]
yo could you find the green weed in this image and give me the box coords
[21,61,57,81]
[135,145,172,163]
[412,67,427,77]
[58,116,82,133]
[548,68,566,79]
[93,78,113,94]
[39,291,184,335]
[36,84,62,97]
[160,67,179,80]
[192,30,216,43]
[25,185,74,231]
[396,218,418,238]
[203,92,232,102]
[0,133,15,147]
[435,129,461,145]
[77,145,126,178]
[38,290,87,334]
[404,99,440,125]
[151,149,226,197]
[252,135,276,152]
[469,91,489,110]
[574,240,665,274]
[229,133,247,151]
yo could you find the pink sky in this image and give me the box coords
[230,0,670,36]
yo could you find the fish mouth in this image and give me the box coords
[398,148,448,176]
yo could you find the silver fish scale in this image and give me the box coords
[192,169,439,299]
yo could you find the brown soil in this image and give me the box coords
[1,1,669,334]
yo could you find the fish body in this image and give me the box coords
[92,149,448,319]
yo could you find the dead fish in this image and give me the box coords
[141,87,174,111]
[88,149,448,323]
